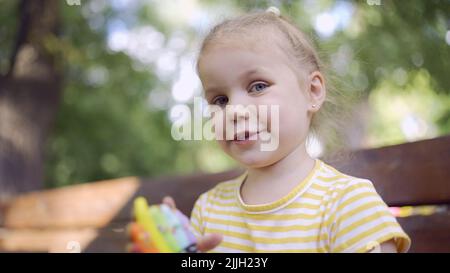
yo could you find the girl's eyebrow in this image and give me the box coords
[238,68,266,81]
[204,68,268,94]
[204,86,224,95]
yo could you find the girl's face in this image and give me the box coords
[198,43,318,168]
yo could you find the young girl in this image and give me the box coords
[164,7,410,253]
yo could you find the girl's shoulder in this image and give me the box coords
[318,161,411,253]
[311,161,381,202]
[207,173,245,196]
[194,172,245,205]
[196,159,380,206]
[316,159,377,192]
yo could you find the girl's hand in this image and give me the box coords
[162,196,223,252]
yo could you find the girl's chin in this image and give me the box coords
[228,149,278,168]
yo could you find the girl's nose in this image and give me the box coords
[224,91,259,126]
[231,106,248,124]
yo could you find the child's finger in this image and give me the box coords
[127,222,143,241]
[197,233,223,252]
[162,196,177,210]
[126,242,143,253]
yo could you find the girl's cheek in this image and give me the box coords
[212,110,235,141]
[258,104,274,133]
[212,117,226,140]
[216,139,229,154]
[209,110,223,139]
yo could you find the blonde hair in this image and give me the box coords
[197,10,356,155]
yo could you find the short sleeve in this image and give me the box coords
[190,193,208,239]
[328,179,411,253]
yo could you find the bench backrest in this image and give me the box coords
[87,135,450,252]
[2,135,449,252]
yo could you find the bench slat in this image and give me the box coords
[397,212,450,253]
[2,136,449,252]
[86,212,450,253]
[116,169,244,220]
[324,135,450,206]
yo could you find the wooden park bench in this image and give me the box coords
[1,135,449,252]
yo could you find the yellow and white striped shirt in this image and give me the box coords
[190,159,411,253]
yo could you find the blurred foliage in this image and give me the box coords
[368,69,450,146]
[44,3,191,186]
[42,1,237,187]
[0,0,448,188]
[219,0,450,147]
[0,0,19,75]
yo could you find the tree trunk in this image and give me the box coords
[0,0,61,202]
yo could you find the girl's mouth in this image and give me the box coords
[230,131,260,145]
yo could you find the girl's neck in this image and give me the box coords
[240,142,316,205]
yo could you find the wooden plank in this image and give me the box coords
[86,136,450,252]
[2,136,449,252]
[3,211,448,253]
[4,136,448,230]
[324,135,450,206]
[83,170,243,252]
[0,228,99,253]
[113,169,244,222]
[397,212,450,253]
[83,222,128,253]
[2,177,140,229]
[125,135,450,217]
[88,212,450,253]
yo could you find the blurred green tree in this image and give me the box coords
[0,0,448,197]
[0,0,62,197]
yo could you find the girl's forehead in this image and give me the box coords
[199,42,296,81]
[200,27,290,63]
[199,42,291,74]
[198,48,276,85]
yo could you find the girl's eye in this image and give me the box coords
[211,95,229,106]
[249,82,269,93]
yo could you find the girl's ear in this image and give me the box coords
[308,71,326,113]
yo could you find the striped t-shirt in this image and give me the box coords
[190,159,411,253]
